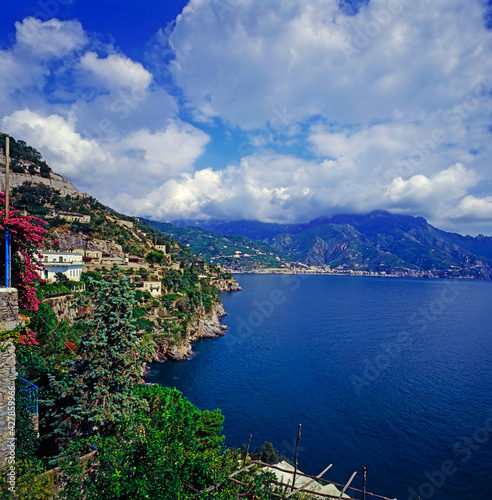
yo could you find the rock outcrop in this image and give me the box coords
[53,231,125,257]
[215,277,242,292]
[154,301,228,361]
[0,167,86,198]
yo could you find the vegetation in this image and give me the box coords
[0,192,47,311]
[48,269,155,450]
[0,138,296,498]
[4,270,289,499]
[168,211,492,277]
[0,133,52,178]
[144,218,291,270]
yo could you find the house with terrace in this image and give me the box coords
[36,251,83,282]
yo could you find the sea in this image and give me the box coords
[146,274,492,500]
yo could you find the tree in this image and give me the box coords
[54,272,70,286]
[48,268,155,451]
[250,442,280,465]
[55,385,283,500]
[196,408,225,452]
[145,250,166,266]
[58,385,227,499]
[39,162,51,178]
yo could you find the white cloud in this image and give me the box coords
[15,17,87,58]
[0,18,89,110]
[120,122,210,175]
[1,109,210,205]
[167,0,492,129]
[80,52,153,90]
[1,109,110,181]
[451,195,492,221]
[386,163,478,208]
[113,152,390,222]
[0,5,491,235]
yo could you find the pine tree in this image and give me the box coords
[196,409,225,452]
[49,267,155,450]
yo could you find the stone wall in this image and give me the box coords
[0,288,19,468]
[43,294,78,325]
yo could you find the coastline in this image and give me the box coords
[151,276,242,362]
[229,267,487,279]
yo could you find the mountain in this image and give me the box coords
[172,218,300,240]
[171,211,492,278]
[143,219,291,270]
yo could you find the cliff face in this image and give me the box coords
[53,230,125,257]
[0,167,85,198]
[153,301,228,361]
[215,277,242,292]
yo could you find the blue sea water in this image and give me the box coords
[147,275,492,499]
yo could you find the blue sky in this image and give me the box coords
[1,0,492,235]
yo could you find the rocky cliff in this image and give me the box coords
[215,277,242,292]
[0,167,85,198]
[53,230,125,257]
[153,301,228,361]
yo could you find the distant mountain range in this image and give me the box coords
[142,219,291,270]
[144,211,492,278]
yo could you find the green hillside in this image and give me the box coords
[144,219,292,270]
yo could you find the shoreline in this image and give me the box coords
[228,268,489,280]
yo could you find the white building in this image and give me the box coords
[36,251,83,282]
[137,281,162,297]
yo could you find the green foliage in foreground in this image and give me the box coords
[48,268,155,450]
[57,385,281,500]
[5,268,289,499]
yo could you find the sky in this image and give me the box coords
[0,0,492,235]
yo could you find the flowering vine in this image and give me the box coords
[0,192,48,311]
[0,324,39,350]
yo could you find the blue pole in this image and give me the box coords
[5,135,11,288]
[5,228,11,287]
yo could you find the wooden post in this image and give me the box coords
[362,466,367,500]
[291,423,302,491]
[243,434,252,467]
[339,471,357,499]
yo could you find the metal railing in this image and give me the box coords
[17,376,38,416]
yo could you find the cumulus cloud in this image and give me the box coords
[167,0,492,128]
[451,195,492,221]
[1,109,210,204]
[15,17,87,58]
[112,152,392,222]
[2,109,110,181]
[119,122,210,175]
[386,163,478,211]
[0,4,491,235]
[80,52,153,90]
[0,18,90,111]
